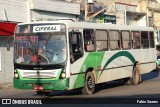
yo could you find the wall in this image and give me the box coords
[0,0,23,85]
[31,10,78,21]
[30,0,80,15]
[139,0,148,13]
[0,0,80,22]
[138,15,147,26]
[0,0,81,85]
[154,12,160,46]
[154,12,160,26]
[97,0,138,6]
[30,0,80,21]
[116,11,125,25]
[0,37,14,84]
[0,0,28,22]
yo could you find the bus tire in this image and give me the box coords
[129,66,140,85]
[82,72,95,95]
[156,63,159,70]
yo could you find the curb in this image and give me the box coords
[0,83,13,89]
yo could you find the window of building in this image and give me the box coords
[132,31,140,49]
[148,17,153,27]
[141,31,149,48]
[121,31,131,49]
[149,32,155,48]
[83,29,95,51]
[104,15,116,24]
[109,30,120,50]
[95,30,108,51]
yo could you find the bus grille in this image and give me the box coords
[18,69,60,78]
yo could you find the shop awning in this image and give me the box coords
[0,22,17,36]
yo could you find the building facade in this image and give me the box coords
[82,0,160,53]
[30,0,80,21]
[0,0,27,85]
[84,0,147,26]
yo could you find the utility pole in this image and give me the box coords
[84,0,88,21]
[28,0,32,22]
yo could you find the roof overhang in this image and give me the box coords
[126,11,146,16]
[0,22,17,36]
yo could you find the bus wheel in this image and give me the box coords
[129,66,141,85]
[156,63,159,70]
[82,72,95,95]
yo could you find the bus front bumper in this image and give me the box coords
[13,78,69,91]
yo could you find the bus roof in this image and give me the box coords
[17,21,154,31]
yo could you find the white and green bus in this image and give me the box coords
[13,20,156,95]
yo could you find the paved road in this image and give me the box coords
[0,69,160,104]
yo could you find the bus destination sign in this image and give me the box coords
[33,25,61,32]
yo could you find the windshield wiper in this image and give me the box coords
[39,33,53,51]
[46,33,54,45]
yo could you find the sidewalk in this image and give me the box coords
[0,82,13,89]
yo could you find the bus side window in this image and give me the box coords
[132,31,140,49]
[83,29,95,51]
[109,30,120,50]
[95,30,108,51]
[141,31,149,48]
[69,32,83,64]
[149,32,155,48]
[121,31,131,49]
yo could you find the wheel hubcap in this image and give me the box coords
[87,77,95,90]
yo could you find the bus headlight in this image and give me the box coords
[14,72,19,78]
[60,72,66,79]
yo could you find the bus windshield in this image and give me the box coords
[14,33,67,65]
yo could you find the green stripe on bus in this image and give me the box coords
[98,51,136,80]
[17,69,23,79]
[73,52,105,89]
[95,52,105,80]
